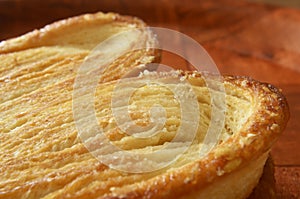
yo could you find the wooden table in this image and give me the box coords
[1,0,299,198]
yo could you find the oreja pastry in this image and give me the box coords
[0,12,289,199]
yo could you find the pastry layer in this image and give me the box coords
[0,12,289,199]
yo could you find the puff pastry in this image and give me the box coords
[0,12,289,199]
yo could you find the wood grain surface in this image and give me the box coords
[0,0,299,198]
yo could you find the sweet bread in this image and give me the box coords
[0,12,289,199]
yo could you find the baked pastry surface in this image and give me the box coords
[0,12,289,199]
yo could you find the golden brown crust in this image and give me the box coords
[0,12,158,57]
[0,12,289,199]
[98,74,289,199]
[0,12,160,198]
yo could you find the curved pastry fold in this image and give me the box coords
[0,12,289,199]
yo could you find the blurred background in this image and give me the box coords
[1,0,299,198]
[250,0,300,8]
[1,0,300,41]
